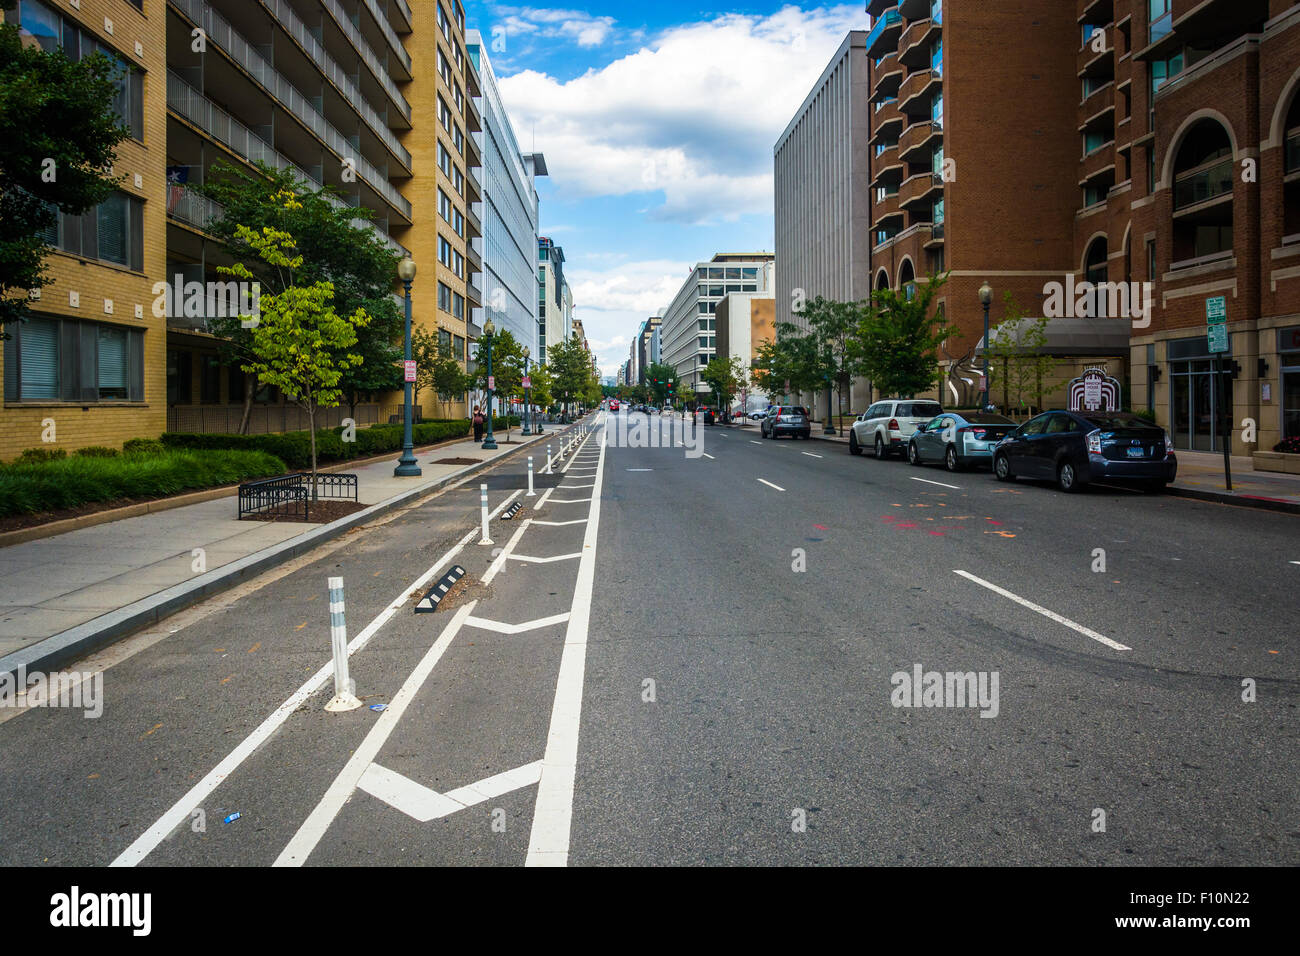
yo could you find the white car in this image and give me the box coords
[849,399,944,459]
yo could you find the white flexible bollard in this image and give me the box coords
[527,456,536,496]
[324,577,361,712]
[479,483,492,545]
[546,444,553,473]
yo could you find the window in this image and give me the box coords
[453,209,464,237]
[1146,239,1157,280]
[1149,0,1172,44]
[199,353,221,404]
[1084,130,1108,155]
[46,191,143,269]
[438,282,451,312]
[1151,53,1183,101]
[931,93,944,125]
[932,197,945,225]
[439,189,452,222]
[930,37,942,75]
[452,293,465,320]
[1020,414,1050,436]
[3,316,144,402]
[438,328,453,354]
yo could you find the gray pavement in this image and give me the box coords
[0,410,1295,866]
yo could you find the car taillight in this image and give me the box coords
[888,418,899,431]
[1087,429,1102,454]
[959,426,987,440]
[1164,431,1174,454]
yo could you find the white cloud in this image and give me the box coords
[497,7,617,48]
[565,258,694,375]
[496,5,864,224]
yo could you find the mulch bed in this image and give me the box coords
[431,457,482,465]
[240,499,369,524]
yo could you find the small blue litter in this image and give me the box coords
[223,812,241,824]
[369,704,387,712]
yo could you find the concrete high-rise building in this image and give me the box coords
[774,30,873,335]
[467,30,546,360]
[716,292,777,408]
[659,254,774,394]
[537,236,569,365]
[2,0,487,454]
[636,315,661,383]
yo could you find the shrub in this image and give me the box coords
[15,447,67,464]
[1274,436,1300,454]
[0,449,286,517]
[122,438,167,456]
[73,446,119,458]
[163,421,473,468]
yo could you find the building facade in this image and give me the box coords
[715,292,777,409]
[2,0,491,455]
[658,254,774,394]
[536,236,569,365]
[467,30,545,360]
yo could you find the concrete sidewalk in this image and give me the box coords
[0,423,582,669]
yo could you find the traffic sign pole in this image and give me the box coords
[1206,296,1232,491]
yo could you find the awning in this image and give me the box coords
[976,317,1131,357]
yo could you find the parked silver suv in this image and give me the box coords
[849,399,944,459]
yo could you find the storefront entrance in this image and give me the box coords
[1167,337,1232,452]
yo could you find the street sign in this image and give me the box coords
[403,360,417,383]
[488,375,495,390]
[522,375,531,389]
[1206,296,1229,353]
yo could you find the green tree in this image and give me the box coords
[472,328,525,439]
[221,217,371,485]
[643,362,679,404]
[800,296,864,424]
[700,355,748,419]
[527,360,553,415]
[985,294,1058,415]
[200,161,401,431]
[547,332,591,421]
[1,3,132,329]
[854,274,954,399]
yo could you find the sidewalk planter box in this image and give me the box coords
[1253,451,1300,474]
[238,472,358,520]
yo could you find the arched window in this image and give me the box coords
[898,259,916,301]
[876,270,891,292]
[1172,119,1233,262]
[1084,237,1108,284]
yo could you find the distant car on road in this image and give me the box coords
[992,410,1177,493]
[761,405,811,439]
[609,400,620,411]
[849,400,944,459]
[907,411,1018,472]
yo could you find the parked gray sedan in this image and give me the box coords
[907,412,1018,471]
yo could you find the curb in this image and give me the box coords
[0,422,587,682]
[1166,485,1300,516]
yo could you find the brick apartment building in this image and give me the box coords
[856,0,1300,454]
[1,0,489,459]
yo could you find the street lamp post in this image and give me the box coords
[979,281,993,412]
[823,346,836,435]
[522,347,532,435]
[394,257,421,477]
[482,318,498,450]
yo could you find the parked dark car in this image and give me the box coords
[992,411,1177,493]
[761,405,811,439]
[907,412,1018,471]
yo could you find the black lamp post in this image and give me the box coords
[394,257,421,477]
[823,346,836,435]
[979,281,993,411]
[522,347,532,435]
[482,318,497,450]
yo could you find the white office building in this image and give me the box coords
[659,254,774,394]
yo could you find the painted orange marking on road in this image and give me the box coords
[221,676,233,685]
[88,773,100,779]
[296,622,307,630]
[214,648,226,653]
[141,723,163,739]
[248,642,261,653]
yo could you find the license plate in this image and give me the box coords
[1127,447,1144,458]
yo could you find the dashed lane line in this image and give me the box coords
[911,476,961,489]
[953,570,1131,652]
[757,479,786,492]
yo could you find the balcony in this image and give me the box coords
[166,184,223,232]
[466,278,483,306]
[465,130,483,170]
[320,0,411,120]
[899,119,942,162]
[1137,0,1268,62]
[866,7,903,58]
[898,69,941,117]
[870,107,904,145]
[465,202,483,239]
[898,18,940,69]
[466,94,483,135]
[899,171,942,212]
[867,0,896,19]
[873,141,899,169]
[1077,0,1113,22]
[466,242,483,274]
[1173,157,1234,213]
[899,0,932,18]
[1077,38,1114,79]
[1078,87,1115,133]
[1078,143,1117,186]
[923,221,945,247]
[872,192,905,232]
[873,53,904,102]
[873,156,906,189]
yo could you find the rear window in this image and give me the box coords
[966,413,1015,425]
[781,406,807,416]
[1083,415,1155,431]
[898,402,942,417]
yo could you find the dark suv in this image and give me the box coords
[992,411,1177,493]
[761,405,811,439]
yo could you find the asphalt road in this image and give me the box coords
[0,410,1296,866]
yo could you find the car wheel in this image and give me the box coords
[994,453,1015,482]
[1057,460,1085,493]
[874,436,888,460]
[907,442,921,466]
[945,445,961,472]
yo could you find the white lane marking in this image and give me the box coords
[701,453,716,460]
[549,497,592,503]
[527,422,606,867]
[110,490,520,867]
[757,479,786,492]
[357,763,463,821]
[953,570,1131,652]
[532,519,587,527]
[507,552,583,564]
[910,477,961,489]
[750,441,762,445]
[625,468,653,472]
[533,486,555,510]
[464,612,572,634]
[274,602,477,865]
[483,519,531,585]
[1292,561,1300,565]
[561,483,596,489]
[802,452,823,459]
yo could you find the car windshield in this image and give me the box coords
[898,403,942,417]
[1084,416,1153,430]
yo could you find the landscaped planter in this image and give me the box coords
[1253,451,1300,475]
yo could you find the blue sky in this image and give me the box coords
[462,2,866,376]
